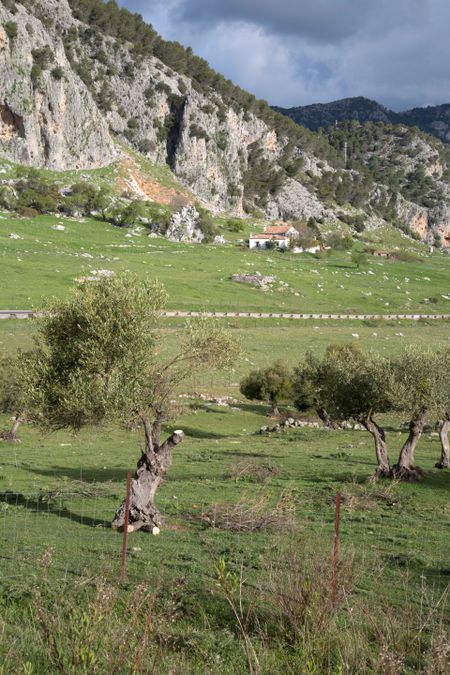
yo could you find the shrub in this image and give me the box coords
[327,232,354,250]
[127,117,139,130]
[51,66,64,80]
[138,139,156,155]
[4,21,18,40]
[224,218,245,233]
[196,206,218,242]
[31,64,42,85]
[155,81,171,95]
[189,124,209,141]
[74,59,93,87]
[96,83,114,111]
[227,184,241,198]
[144,86,154,104]
[123,129,136,142]
[225,460,279,484]
[17,206,38,218]
[31,46,54,70]
[390,250,423,263]
[3,0,17,14]
[122,61,135,79]
[0,185,17,210]
[198,493,296,532]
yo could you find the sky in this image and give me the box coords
[118,0,450,112]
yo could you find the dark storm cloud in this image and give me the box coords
[174,0,424,43]
[119,0,449,111]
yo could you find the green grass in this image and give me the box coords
[1,212,450,313]
[1,316,449,671]
[2,318,450,397]
[0,154,119,190]
[0,399,449,671]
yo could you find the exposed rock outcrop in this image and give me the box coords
[165,206,204,242]
[231,273,275,288]
[0,0,115,169]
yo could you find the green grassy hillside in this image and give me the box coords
[1,212,450,314]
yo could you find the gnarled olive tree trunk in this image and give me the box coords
[270,398,280,416]
[317,407,338,429]
[112,418,184,532]
[435,417,450,469]
[360,415,391,477]
[393,409,426,479]
[0,415,22,442]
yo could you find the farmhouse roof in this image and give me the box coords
[264,224,292,235]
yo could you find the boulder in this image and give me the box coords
[231,272,275,288]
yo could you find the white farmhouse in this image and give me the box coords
[249,233,289,249]
[249,224,298,250]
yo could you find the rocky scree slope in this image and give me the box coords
[0,0,449,245]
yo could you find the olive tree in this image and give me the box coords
[22,273,238,532]
[110,200,147,227]
[292,351,337,428]
[240,361,292,415]
[295,344,450,479]
[436,414,450,469]
[391,347,450,479]
[294,344,393,476]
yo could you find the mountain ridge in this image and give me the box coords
[273,96,450,144]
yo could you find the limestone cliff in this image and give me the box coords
[0,0,115,169]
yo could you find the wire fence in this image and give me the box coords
[1,469,449,596]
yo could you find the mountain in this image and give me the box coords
[0,0,449,246]
[273,97,392,131]
[274,97,450,145]
[398,104,450,144]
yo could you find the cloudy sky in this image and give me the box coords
[119,0,449,111]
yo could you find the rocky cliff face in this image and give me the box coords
[0,0,336,223]
[0,0,115,169]
[0,0,449,246]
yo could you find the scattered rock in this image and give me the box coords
[231,272,275,288]
[213,235,227,245]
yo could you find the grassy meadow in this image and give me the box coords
[0,395,449,672]
[1,311,450,672]
[1,211,450,314]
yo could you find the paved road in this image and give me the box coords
[1,310,450,321]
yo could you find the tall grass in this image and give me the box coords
[1,536,447,673]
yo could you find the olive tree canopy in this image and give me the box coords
[240,360,292,415]
[294,344,393,476]
[22,273,239,531]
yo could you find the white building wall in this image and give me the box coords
[249,238,289,249]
